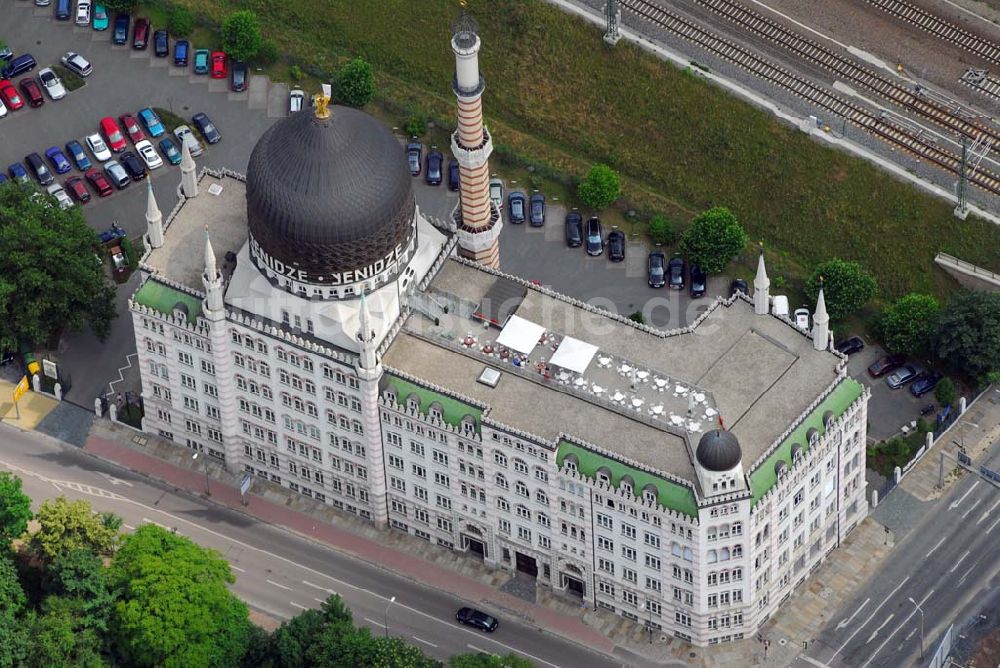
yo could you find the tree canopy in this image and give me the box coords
[0,182,116,352]
[878,293,939,355]
[166,7,194,38]
[102,0,137,11]
[451,652,535,668]
[678,207,748,273]
[0,472,32,544]
[220,10,263,62]
[0,553,28,667]
[335,58,376,108]
[805,259,877,321]
[28,497,119,562]
[577,164,621,210]
[647,214,676,245]
[933,290,1000,381]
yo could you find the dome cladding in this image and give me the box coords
[246,105,415,282]
[696,429,742,472]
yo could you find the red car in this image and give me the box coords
[65,176,90,203]
[210,51,227,79]
[132,18,150,50]
[867,354,906,378]
[119,113,146,144]
[18,77,44,108]
[0,79,24,110]
[100,117,127,153]
[84,168,113,197]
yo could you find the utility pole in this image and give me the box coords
[604,0,621,45]
[955,134,970,220]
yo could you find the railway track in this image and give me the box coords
[864,0,1000,66]
[962,68,1000,102]
[617,0,1000,195]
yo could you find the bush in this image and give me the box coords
[805,259,877,321]
[934,377,956,407]
[335,58,376,107]
[221,10,263,63]
[167,7,194,38]
[879,293,939,355]
[577,164,621,210]
[628,311,645,324]
[289,64,304,81]
[253,38,280,67]
[405,116,427,138]
[678,206,748,273]
[647,214,675,245]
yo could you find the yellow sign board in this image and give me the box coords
[12,376,28,403]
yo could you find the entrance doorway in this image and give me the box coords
[463,534,486,560]
[562,574,585,597]
[515,551,538,577]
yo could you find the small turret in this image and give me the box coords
[144,179,164,249]
[753,245,770,315]
[812,277,830,351]
[180,140,198,198]
[202,226,223,314]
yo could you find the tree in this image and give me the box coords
[0,554,28,667]
[335,58,376,108]
[220,10,263,63]
[108,525,252,667]
[166,7,194,39]
[934,377,956,407]
[678,207,748,273]
[27,498,118,562]
[24,596,104,668]
[933,291,1000,381]
[804,259,877,321]
[0,183,116,353]
[451,651,535,667]
[0,473,32,545]
[42,549,114,634]
[254,38,280,66]
[647,214,676,245]
[577,164,620,210]
[879,293,939,355]
[103,0,137,11]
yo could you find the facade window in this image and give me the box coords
[598,558,615,574]
[645,554,661,571]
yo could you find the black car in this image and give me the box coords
[585,217,603,256]
[529,193,545,227]
[113,14,130,46]
[192,112,221,144]
[25,152,54,186]
[835,336,865,356]
[508,191,526,224]
[120,151,147,181]
[608,230,625,262]
[455,607,498,633]
[231,60,248,92]
[689,264,706,298]
[153,29,169,58]
[648,252,666,288]
[565,212,583,247]
[406,141,421,176]
[424,150,443,186]
[447,159,460,191]
[729,278,749,297]
[668,255,685,290]
[910,372,943,397]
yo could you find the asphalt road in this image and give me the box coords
[796,438,1000,668]
[0,424,626,668]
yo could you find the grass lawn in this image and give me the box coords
[158,0,1000,302]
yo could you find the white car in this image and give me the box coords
[85,133,112,162]
[794,308,810,331]
[134,140,163,170]
[289,88,305,113]
[61,52,93,78]
[46,184,74,210]
[38,68,67,101]
[173,125,203,157]
[0,99,7,118]
[489,177,503,210]
[75,0,91,25]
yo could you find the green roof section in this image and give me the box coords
[385,375,483,433]
[749,378,864,505]
[556,440,699,518]
[133,280,203,324]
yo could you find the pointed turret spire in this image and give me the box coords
[356,290,379,372]
[753,243,770,315]
[812,276,830,351]
[180,140,198,198]
[202,225,224,314]
[145,179,164,249]
[204,226,217,281]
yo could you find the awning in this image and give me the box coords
[548,336,599,373]
[472,278,526,327]
[496,315,545,355]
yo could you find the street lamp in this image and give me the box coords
[192,452,211,496]
[384,595,396,638]
[908,597,924,660]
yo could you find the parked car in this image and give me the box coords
[153,29,169,58]
[489,177,503,210]
[648,251,666,288]
[667,255,685,290]
[0,45,11,62]
[230,60,247,92]
[120,151,146,180]
[46,183,73,209]
[65,140,92,170]
[193,49,210,75]
[112,14,129,45]
[192,112,221,144]
[835,336,865,356]
[173,39,189,66]
[455,607,498,633]
[447,159,460,191]
[158,137,181,165]
[910,372,943,397]
[38,67,66,100]
[85,132,112,162]
[35,0,52,7]
[689,264,707,298]
[867,354,906,378]
[0,99,6,118]
[19,77,44,107]
[794,308,810,331]
[586,217,603,256]
[210,51,226,78]
[25,152,54,186]
[565,211,583,248]
[729,277,749,297]
[91,2,108,30]
[138,107,165,137]
[529,193,545,227]
[65,176,90,203]
[119,113,146,144]
[608,230,625,262]
[8,162,29,184]
[100,117,127,152]
[508,191,526,224]
[44,146,73,174]
[75,0,91,25]
[60,52,93,77]
[55,0,72,21]
[424,150,443,186]
[84,167,113,196]
[772,295,790,319]
[0,79,24,110]
[406,141,421,176]
[109,244,128,274]
[886,363,925,390]
[103,159,130,189]
[132,17,149,50]
[2,54,37,80]
[133,140,162,170]
[289,88,305,113]
[173,124,203,157]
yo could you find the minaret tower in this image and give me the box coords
[144,179,164,249]
[180,140,198,198]
[812,277,830,351]
[355,292,389,529]
[450,9,502,268]
[753,245,770,315]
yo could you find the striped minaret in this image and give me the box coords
[450,10,502,268]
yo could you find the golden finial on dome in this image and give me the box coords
[313,92,331,120]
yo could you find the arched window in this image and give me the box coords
[672,542,682,558]
[683,547,693,562]
[536,490,548,505]
[596,467,612,485]
[720,547,731,561]
[405,393,420,412]
[495,474,508,490]
[515,481,529,497]
[513,459,528,475]
[642,484,658,505]
[707,550,718,564]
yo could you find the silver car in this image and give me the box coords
[173,125,204,158]
[489,177,503,211]
[61,52,93,77]
[46,184,74,210]
[38,68,67,100]
[885,363,925,390]
[103,160,130,189]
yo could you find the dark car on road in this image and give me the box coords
[689,264,706,298]
[174,40,189,66]
[909,372,943,397]
[132,17,150,50]
[25,152,54,186]
[729,278,749,297]
[424,150,443,186]
[835,336,865,356]
[231,60,248,92]
[65,140,92,171]
[153,29,169,58]
[886,363,925,389]
[113,14,129,45]
[455,607,498,633]
[192,112,221,144]
[565,211,582,247]
[447,159,459,191]
[586,217,603,256]
[608,230,625,262]
[406,141,421,176]
[508,191,526,224]
[648,252,666,288]
[120,151,146,181]
[868,353,906,378]
[529,193,545,227]
[668,255,685,290]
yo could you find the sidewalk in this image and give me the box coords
[0,377,59,429]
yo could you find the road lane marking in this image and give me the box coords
[467,644,498,657]
[961,498,983,519]
[860,589,935,668]
[364,617,385,628]
[231,565,246,573]
[302,580,337,595]
[925,537,946,558]
[799,656,830,668]
[989,516,1000,534]
[865,614,894,644]
[905,628,916,641]
[412,636,438,648]
[979,498,1000,525]
[949,550,971,573]
[836,598,870,630]
[98,472,133,487]
[313,598,325,604]
[949,481,981,510]
[123,523,135,531]
[832,576,910,660]
[142,518,167,528]
[290,602,308,610]
[266,579,293,591]
[959,556,983,585]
